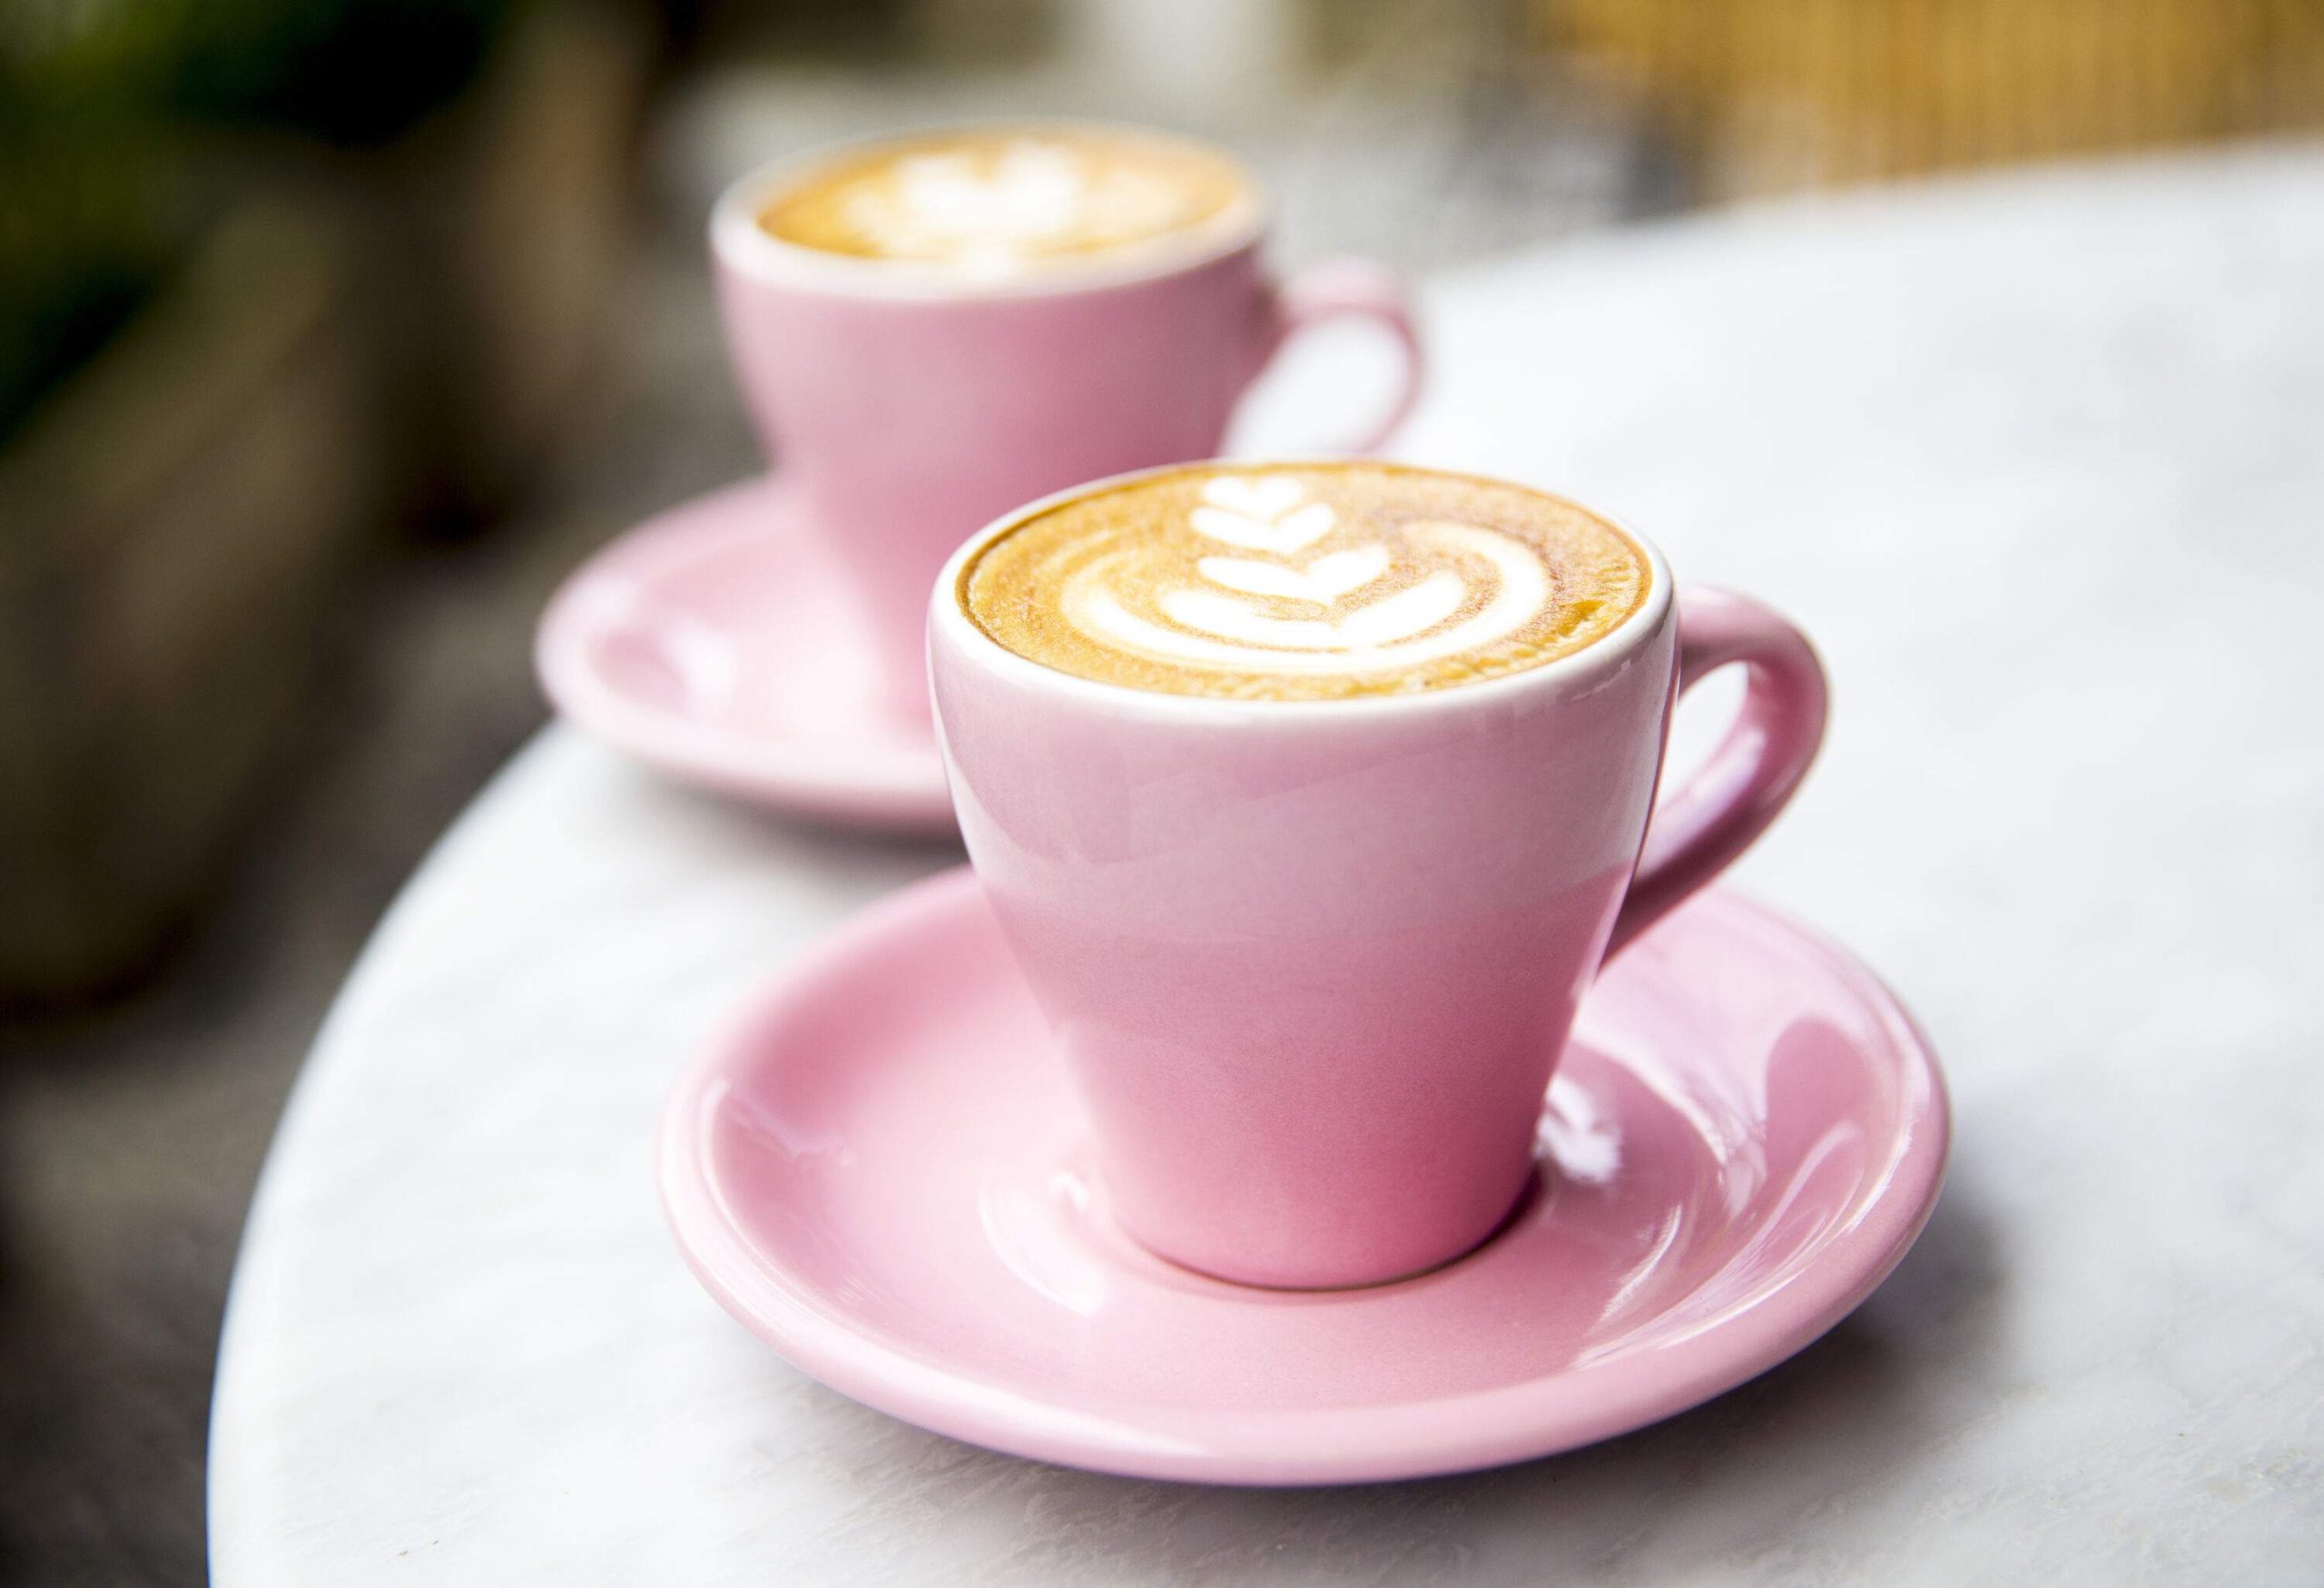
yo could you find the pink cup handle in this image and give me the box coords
[1250,259,1425,455]
[1605,587,1829,958]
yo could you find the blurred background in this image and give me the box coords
[3,0,2321,1580]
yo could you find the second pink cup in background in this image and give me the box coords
[711,123,1425,722]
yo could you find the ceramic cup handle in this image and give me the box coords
[1605,587,1829,958]
[1247,259,1425,455]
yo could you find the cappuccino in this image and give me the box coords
[757,126,1256,280]
[961,463,1651,700]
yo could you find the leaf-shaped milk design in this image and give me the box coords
[1163,574,1467,649]
[1187,475,1339,555]
[1197,546,1392,604]
[1177,475,1439,645]
[1062,472,1556,679]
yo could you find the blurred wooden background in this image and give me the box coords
[1537,0,2324,195]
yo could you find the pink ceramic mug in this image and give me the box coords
[712,124,1425,723]
[929,465,1828,1289]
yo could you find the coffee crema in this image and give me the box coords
[756,126,1255,278]
[961,463,1652,700]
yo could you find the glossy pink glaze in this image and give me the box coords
[713,150,1423,721]
[534,477,953,833]
[1610,587,1829,952]
[930,488,1827,1287]
[658,869,1949,1484]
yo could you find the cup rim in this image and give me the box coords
[929,459,1678,724]
[711,118,1271,303]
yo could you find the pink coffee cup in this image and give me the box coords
[712,123,1424,723]
[929,465,1828,1289]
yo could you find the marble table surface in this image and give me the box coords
[209,144,2324,1584]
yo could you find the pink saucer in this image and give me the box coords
[536,478,952,833]
[660,869,1948,1485]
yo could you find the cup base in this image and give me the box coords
[1107,1162,1547,1293]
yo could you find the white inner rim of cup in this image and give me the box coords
[712,119,1270,302]
[932,460,1677,723]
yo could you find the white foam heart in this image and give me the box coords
[1200,475,1306,521]
[892,145,1088,241]
[1188,500,1337,555]
[1197,546,1391,604]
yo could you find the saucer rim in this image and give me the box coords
[659,867,1950,1485]
[534,476,956,834]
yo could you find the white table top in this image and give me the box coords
[211,144,2324,1585]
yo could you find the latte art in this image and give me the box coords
[1078,481,1554,676]
[963,464,1651,700]
[757,126,1255,279]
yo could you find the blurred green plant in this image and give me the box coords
[4,0,512,144]
[0,0,514,449]
[0,126,162,455]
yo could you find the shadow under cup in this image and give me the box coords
[709,125,1423,724]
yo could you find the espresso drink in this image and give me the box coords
[961,462,1652,700]
[757,126,1255,278]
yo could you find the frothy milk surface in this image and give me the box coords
[756,126,1254,277]
[961,463,1652,700]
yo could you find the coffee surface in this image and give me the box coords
[758,127,1253,277]
[961,463,1651,700]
